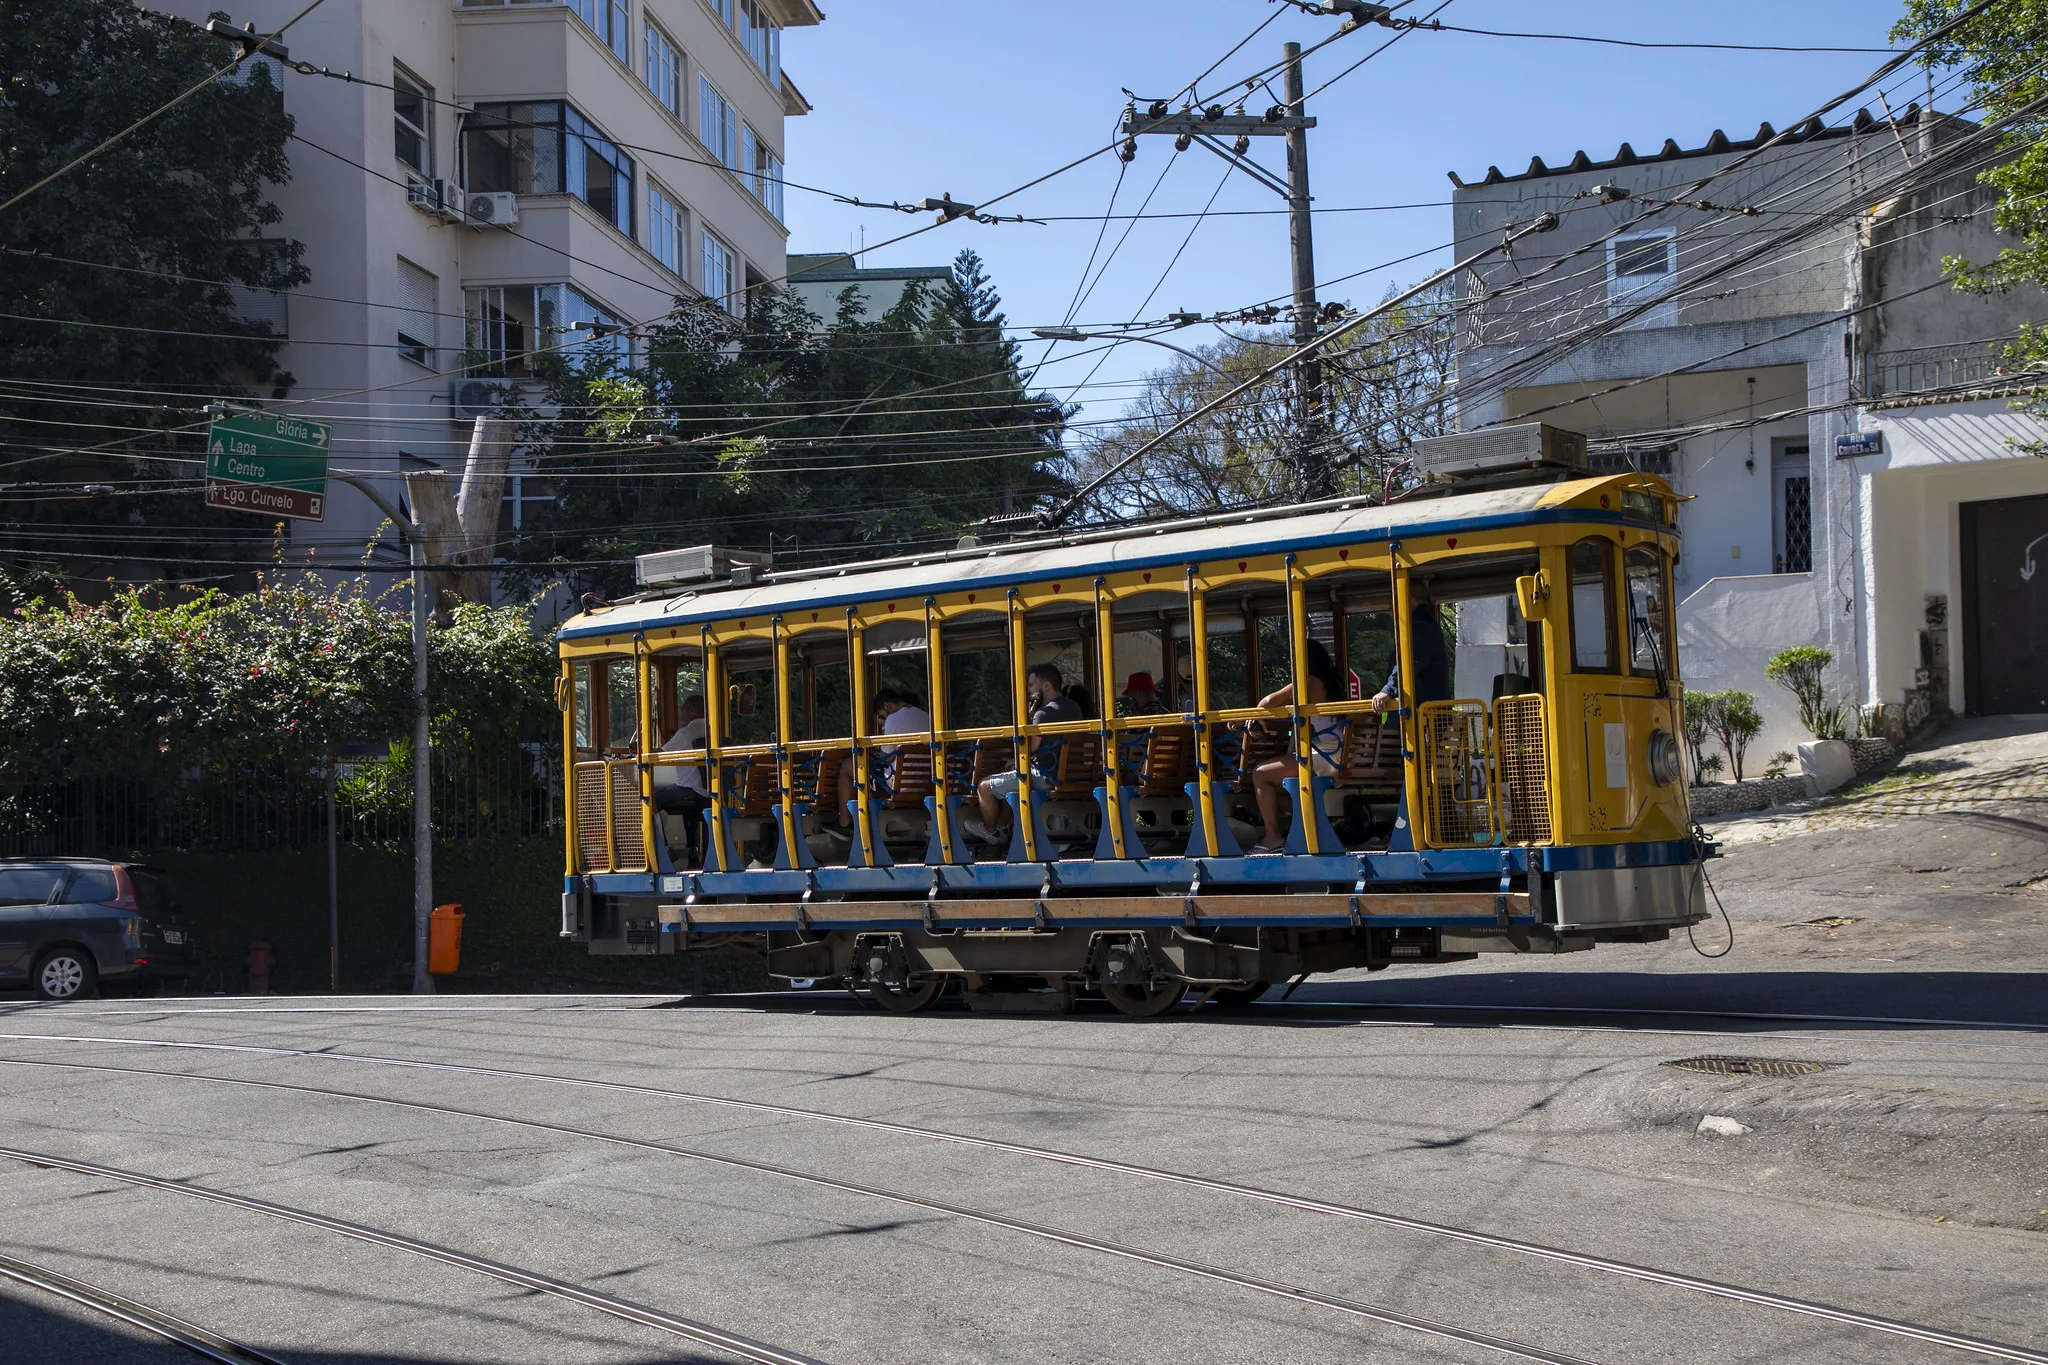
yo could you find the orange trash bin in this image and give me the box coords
[428,903,465,976]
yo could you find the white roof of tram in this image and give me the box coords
[558,474,1667,641]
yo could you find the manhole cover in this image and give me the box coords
[1664,1055,1846,1078]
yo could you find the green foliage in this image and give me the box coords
[0,570,558,789]
[508,249,1067,596]
[1681,689,1716,783]
[1765,644,1835,738]
[1764,750,1795,780]
[0,0,309,574]
[1893,1,2048,432]
[1695,688,1764,782]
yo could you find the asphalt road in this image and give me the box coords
[1,732,2044,1363]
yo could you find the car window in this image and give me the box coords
[0,867,63,905]
[61,868,117,904]
[132,871,179,917]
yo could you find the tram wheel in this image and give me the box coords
[865,978,942,1013]
[1101,980,1188,1018]
[1208,981,1271,1010]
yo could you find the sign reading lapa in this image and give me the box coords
[205,412,330,521]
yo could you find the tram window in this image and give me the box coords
[658,657,703,740]
[872,654,929,721]
[1110,626,1169,716]
[725,658,776,744]
[810,660,851,739]
[1257,615,1292,700]
[1625,546,1673,677]
[1203,616,1249,709]
[604,660,638,751]
[1569,539,1618,672]
[1345,611,1396,699]
[947,644,1012,729]
[572,661,593,751]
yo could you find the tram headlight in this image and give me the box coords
[1647,730,1683,787]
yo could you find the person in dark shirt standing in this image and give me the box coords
[1369,598,1452,713]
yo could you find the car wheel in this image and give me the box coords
[32,949,97,1002]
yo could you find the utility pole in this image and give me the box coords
[1281,41,1329,499]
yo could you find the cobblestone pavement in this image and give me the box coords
[1714,714,2048,844]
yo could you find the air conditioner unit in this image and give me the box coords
[405,179,466,223]
[451,379,504,421]
[636,545,773,590]
[1411,422,1588,483]
[465,191,519,227]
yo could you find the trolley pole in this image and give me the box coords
[1282,41,1331,500]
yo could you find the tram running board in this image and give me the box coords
[671,892,1532,933]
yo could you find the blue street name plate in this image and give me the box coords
[1835,431,1883,457]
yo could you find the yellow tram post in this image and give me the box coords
[923,599,961,863]
[1093,577,1132,860]
[1004,588,1042,862]
[1186,568,1227,858]
[634,636,656,870]
[770,617,806,866]
[846,610,881,864]
[700,630,731,871]
[559,659,578,875]
[1390,547,1430,848]
[1284,554,1322,856]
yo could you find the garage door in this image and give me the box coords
[1961,491,2048,714]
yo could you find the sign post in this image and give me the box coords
[205,412,330,520]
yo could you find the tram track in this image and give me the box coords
[6,1047,2045,1364]
[0,1063,1608,1365]
[0,1252,291,1365]
[0,1144,828,1365]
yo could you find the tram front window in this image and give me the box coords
[572,661,593,752]
[1570,539,1618,672]
[604,660,638,752]
[1625,545,1674,680]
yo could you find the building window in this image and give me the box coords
[747,129,783,220]
[396,258,438,367]
[735,0,780,83]
[698,76,737,170]
[465,102,634,236]
[1606,229,1677,327]
[393,67,432,177]
[567,0,630,61]
[646,179,686,276]
[466,283,629,377]
[499,473,556,534]
[701,233,736,311]
[644,19,683,117]
[703,0,732,23]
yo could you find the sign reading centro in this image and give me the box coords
[205,412,330,522]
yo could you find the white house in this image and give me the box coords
[1444,109,2047,765]
[172,0,819,597]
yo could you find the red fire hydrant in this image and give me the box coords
[247,940,273,995]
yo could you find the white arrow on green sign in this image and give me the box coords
[204,411,331,521]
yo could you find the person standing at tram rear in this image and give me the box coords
[654,694,710,863]
[1246,639,1349,855]
[1368,598,1452,713]
[962,663,1080,846]
[833,689,930,833]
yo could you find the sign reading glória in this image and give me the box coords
[205,411,330,521]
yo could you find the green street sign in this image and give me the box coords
[205,411,330,521]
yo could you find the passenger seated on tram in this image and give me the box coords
[1245,639,1347,855]
[1367,597,1452,713]
[1118,672,1168,717]
[960,663,1080,846]
[655,693,710,860]
[1064,682,1095,718]
[830,688,931,835]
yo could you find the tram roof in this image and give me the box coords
[560,473,1671,642]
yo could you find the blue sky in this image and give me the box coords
[778,1,1918,427]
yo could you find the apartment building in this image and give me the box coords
[178,0,818,576]
[1443,110,2047,757]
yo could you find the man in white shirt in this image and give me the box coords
[654,694,709,860]
[832,689,930,834]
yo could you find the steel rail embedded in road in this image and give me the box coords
[0,1252,291,1365]
[4,1032,2043,1364]
[0,1145,829,1365]
[0,1061,1604,1365]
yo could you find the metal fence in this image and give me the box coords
[0,744,562,858]
[1866,336,2026,400]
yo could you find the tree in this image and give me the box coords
[1765,645,1835,738]
[508,269,1068,597]
[1063,281,1459,521]
[0,1,307,589]
[1893,1,2048,437]
[1681,690,1718,785]
[1702,689,1765,783]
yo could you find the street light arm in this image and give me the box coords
[1028,211,1558,531]
[331,472,416,539]
[1035,327,1233,378]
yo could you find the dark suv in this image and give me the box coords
[0,859,201,1000]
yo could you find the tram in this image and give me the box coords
[555,440,1707,1015]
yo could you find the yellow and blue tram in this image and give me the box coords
[555,470,1707,1014]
